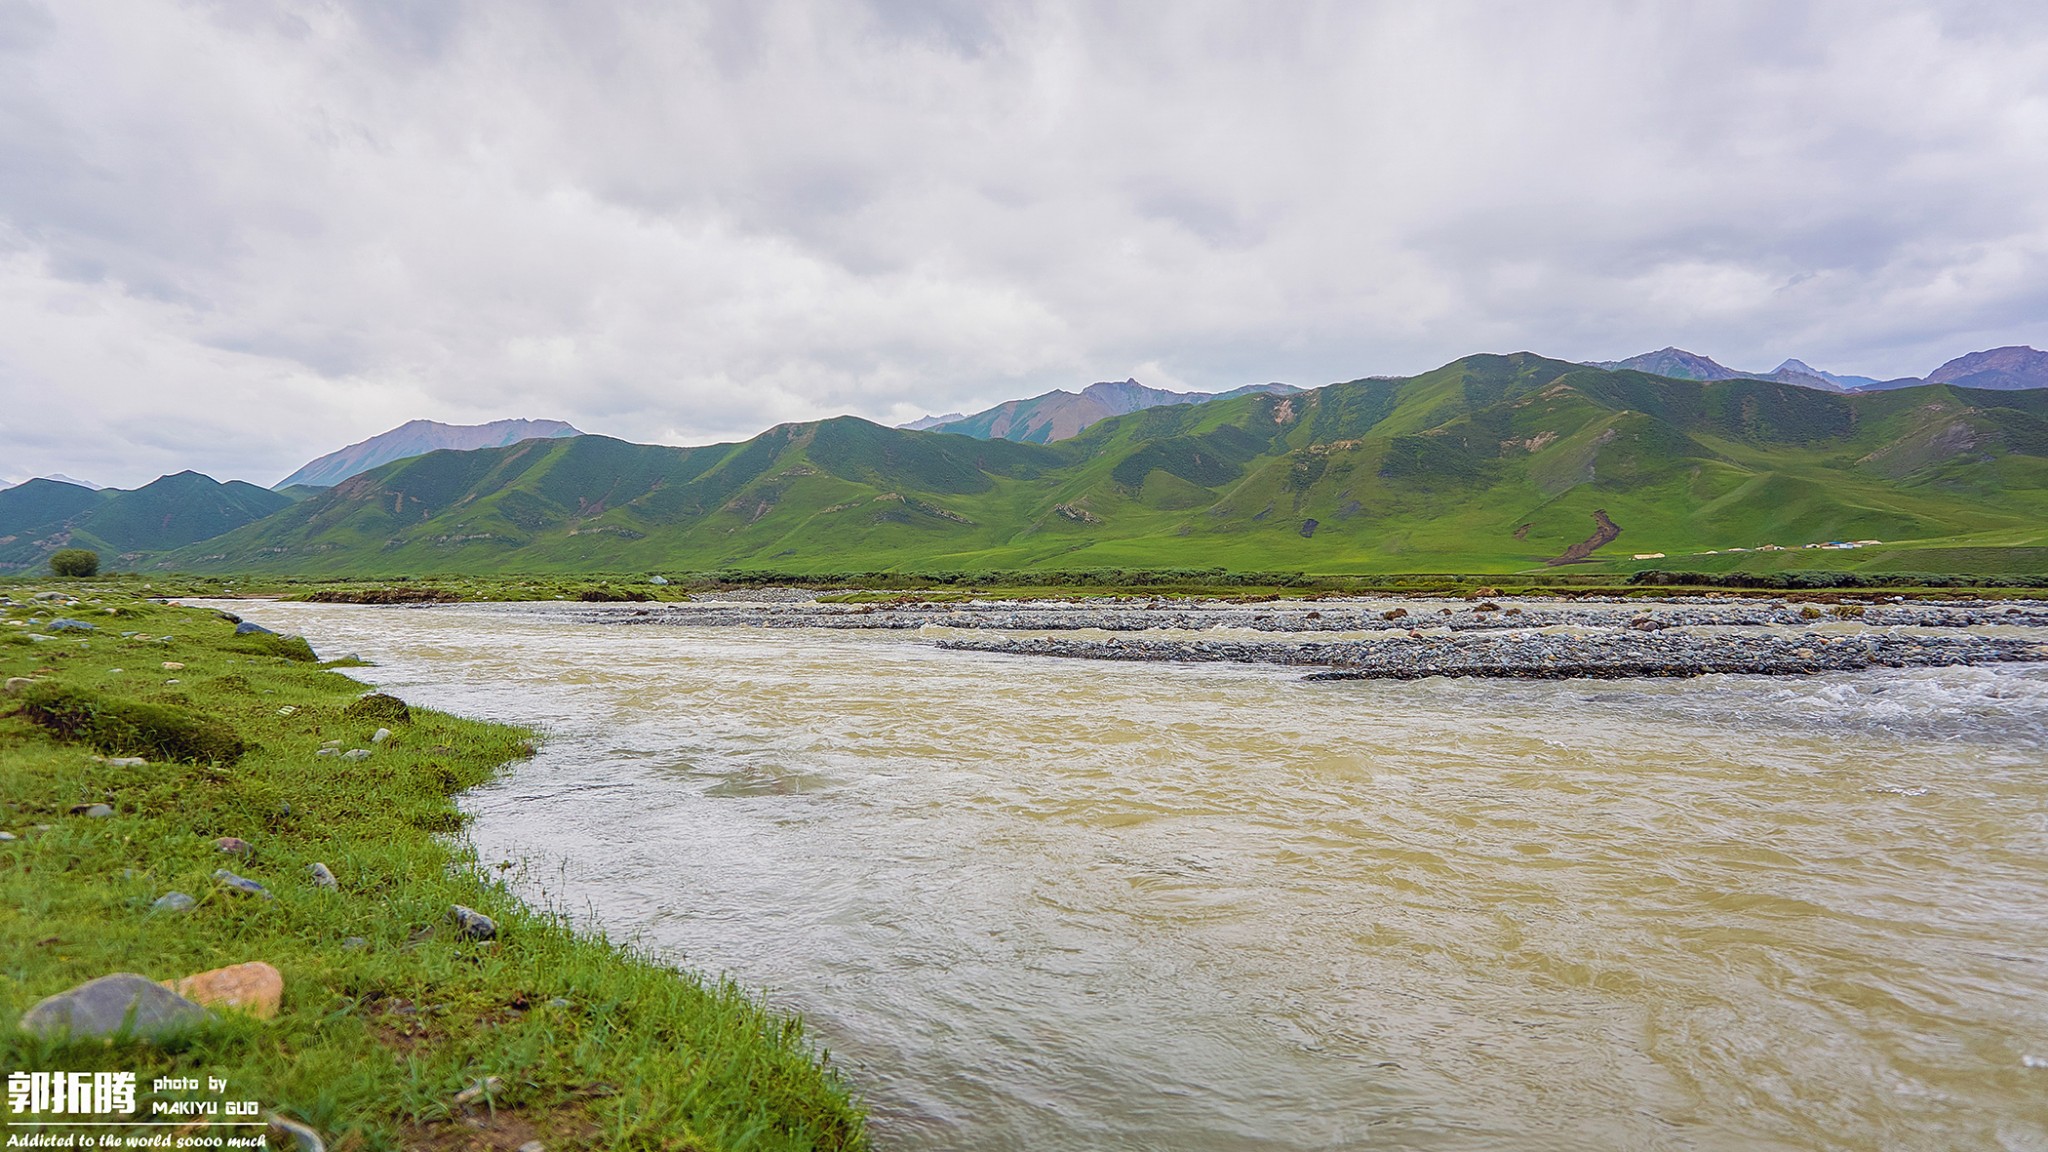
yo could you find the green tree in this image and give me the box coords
[48,549,100,577]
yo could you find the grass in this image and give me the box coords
[0,584,866,1150]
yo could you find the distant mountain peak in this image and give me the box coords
[1926,345,2048,391]
[274,418,581,489]
[922,378,1302,444]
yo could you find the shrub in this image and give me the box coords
[225,631,319,662]
[48,549,99,577]
[343,693,412,724]
[17,684,246,764]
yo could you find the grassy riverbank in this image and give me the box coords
[0,584,866,1150]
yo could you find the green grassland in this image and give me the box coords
[159,354,2048,580]
[0,585,865,1150]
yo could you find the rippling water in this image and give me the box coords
[221,600,2048,1151]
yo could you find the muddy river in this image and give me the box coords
[223,600,2048,1151]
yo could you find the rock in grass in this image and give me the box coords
[266,1115,325,1152]
[107,756,146,767]
[314,748,338,758]
[151,892,196,914]
[341,748,371,761]
[307,862,337,889]
[450,905,497,941]
[213,869,273,899]
[165,961,282,1020]
[4,676,33,696]
[46,618,96,632]
[71,803,114,818]
[0,831,18,842]
[215,836,252,855]
[451,1076,504,1106]
[18,973,208,1041]
[370,727,391,744]
[233,621,275,636]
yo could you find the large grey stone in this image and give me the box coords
[18,973,208,1040]
[151,892,196,914]
[450,905,497,941]
[234,621,275,636]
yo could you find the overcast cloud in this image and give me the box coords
[4,0,2047,487]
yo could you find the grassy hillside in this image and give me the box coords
[168,354,2048,576]
[1,473,293,573]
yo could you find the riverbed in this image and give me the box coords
[218,599,2048,1151]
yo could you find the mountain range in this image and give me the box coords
[1588,345,2048,393]
[0,472,294,571]
[273,418,580,489]
[149,353,2048,577]
[8,349,2045,577]
[904,379,1300,443]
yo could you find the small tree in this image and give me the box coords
[49,549,100,577]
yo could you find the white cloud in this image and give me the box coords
[3,0,2047,486]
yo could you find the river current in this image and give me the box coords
[221,600,2048,1151]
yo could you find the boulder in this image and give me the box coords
[234,622,275,636]
[46,618,95,632]
[164,961,282,1020]
[18,973,208,1041]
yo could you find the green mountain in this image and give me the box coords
[0,472,294,572]
[167,354,2048,576]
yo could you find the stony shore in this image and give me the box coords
[500,592,2048,680]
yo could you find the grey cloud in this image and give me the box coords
[2,0,2046,488]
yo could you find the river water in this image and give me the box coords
[222,600,2048,1151]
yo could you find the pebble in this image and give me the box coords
[161,661,184,670]
[517,1142,545,1152]
[371,728,391,744]
[0,831,17,842]
[107,756,147,767]
[17,974,208,1041]
[340,937,368,950]
[450,905,497,941]
[151,892,197,914]
[315,748,338,758]
[321,739,342,747]
[267,1115,326,1152]
[213,869,274,899]
[215,836,252,855]
[165,961,283,1019]
[72,803,115,818]
[3,676,32,696]
[342,748,371,761]
[308,862,337,889]
[452,1077,504,1106]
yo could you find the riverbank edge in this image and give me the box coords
[0,583,867,1151]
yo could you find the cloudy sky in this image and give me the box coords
[4,1,2047,488]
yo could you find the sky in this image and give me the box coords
[3,1,2047,489]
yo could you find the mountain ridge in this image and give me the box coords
[274,417,582,489]
[909,379,1301,444]
[162,354,2048,577]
